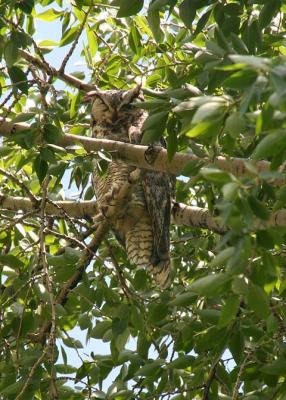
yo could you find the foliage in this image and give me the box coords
[1,0,286,399]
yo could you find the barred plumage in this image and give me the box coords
[85,87,173,288]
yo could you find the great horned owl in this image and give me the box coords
[85,86,172,288]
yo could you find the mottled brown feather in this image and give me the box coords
[88,88,173,288]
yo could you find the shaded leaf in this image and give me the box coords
[218,295,240,328]
[247,283,269,319]
[117,0,144,17]
[189,273,231,297]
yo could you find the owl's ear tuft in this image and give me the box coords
[122,85,143,105]
[83,91,100,103]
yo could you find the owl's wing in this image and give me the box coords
[141,170,172,267]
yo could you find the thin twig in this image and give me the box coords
[104,240,132,300]
[58,4,93,74]
[0,168,39,205]
[19,49,96,91]
[232,350,252,400]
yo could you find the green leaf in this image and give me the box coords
[62,337,83,349]
[91,320,112,339]
[0,146,13,157]
[115,327,130,352]
[33,155,48,183]
[168,292,197,307]
[60,26,80,47]
[8,66,28,94]
[225,112,246,138]
[43,124,63,144]
[56,364,77,374]
[135,359,164,376]
[40,147,56,163]
[168,355,195,369]
[197,309,220,324]
[130,306,144,330]
[252,131,286,159]
[229,55,269,70]
[200,168,232,184]
[78,314,91,330]
[141,111,168,144]
[38,40,58,52]
[0,254,24,269]
[166,119,178,161]
[218,295,240,328]
[266,314,279,334]
[222,182,240,201]
[34,283,50,302]
[147,10,163,42]
[223,69,257,90]
[184,120,216,138]
[133,269,148,289]
[129,23,142,54]
[36,8,62,21]
[137,333,151,359]
[86,29,98,57]
[248,196,270,220]
[247,283,269,319]
[4,40,19,67]
[1,381,24,395]
[261,360,286,376]
[180,159,203,177]
[11,30,31,49]
[189,273,231,297]
[17,0,34,14]
[192,102,226,125]
[148,304,168,324]
[259,0,280,30]
[112,318,128,336]
[193,9,211,38]
[148,0,170,11]
[229,329,245,364]
[117,0,144,17]
[231,276,248,296]
[209,247,235,268]
[179,0,196,29]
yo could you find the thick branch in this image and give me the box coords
[172,202,225,233]
[2,195,286,232]
[0,118,276,180]
[0,195,97,218]
[62,134,274,179]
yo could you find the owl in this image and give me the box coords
[84,86,173,288]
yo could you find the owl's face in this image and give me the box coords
[85,86,143,126]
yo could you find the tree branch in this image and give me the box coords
[0,118,277,182]
[19,49,96,91]
[2,195,286,232]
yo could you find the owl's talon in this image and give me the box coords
[111,185,120,197]
[104,193,112,203]
[100,205,108,217]
[93,213,104,225]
